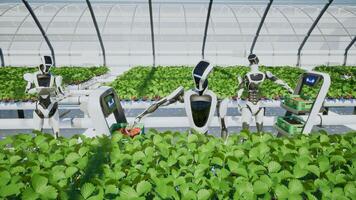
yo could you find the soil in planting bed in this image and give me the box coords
[283,117,304,125]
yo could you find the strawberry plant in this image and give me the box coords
[111,66,356,100]
[0,130,355,199]
[0,66,109,101]
[111,66,355,100]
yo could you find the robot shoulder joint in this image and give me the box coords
[23,73,34,82]
[265,71,274,78]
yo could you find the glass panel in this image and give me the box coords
[1,2,356,67]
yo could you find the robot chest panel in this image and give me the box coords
[247,82,260,91]
[184,90,217,133]
[190,99,212,128]
[246,72,265,84]
[36,74,52,87]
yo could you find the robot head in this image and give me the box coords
[39,55,53,74]
[192,60,213,94]
[248,54,259,65]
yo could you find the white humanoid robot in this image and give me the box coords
[133,60,229,138]
[237,54,293,132]
[24,55,64,138]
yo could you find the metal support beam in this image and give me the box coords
[86,0,106,67]
[22,0,56,66]
[343,36,356,66]
[297,0,333,66]
[250,0,273,55]
[148,0,156,67]
[202,0,213,59]
[0,48,4,67]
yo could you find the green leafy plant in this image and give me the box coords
[110,66,355,100]
[0,130,355,199]
[0,66,109,101]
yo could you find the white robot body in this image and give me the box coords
[184,89,217,134]
[134,60,229,137]
[237,54,293,132]
[24,56,63,137]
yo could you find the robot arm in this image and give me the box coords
[55,76,65,95]
[218,98,229,139]
[133,86,184,125]
[265,71,294,93]
[236,76,245,99]
[23,73,35,94]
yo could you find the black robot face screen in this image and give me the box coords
[193,61,210,77]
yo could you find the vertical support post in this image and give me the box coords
[343,36,356,66]
[86,0,106,66]
[250,0,273,55]
[148,0,156,67]
[202,0,213,60]
[0,48,4,67]
[17,110,25,119]
[22,0,56,66]
[297,0,333,66]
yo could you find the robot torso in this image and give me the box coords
[244,71,265,104]
[184,89,217,134]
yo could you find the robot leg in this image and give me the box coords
[255,108,265,133]
[241,107,252,131]
[218,99,229,139]
[49,109,60,138]
[33,111,44,132]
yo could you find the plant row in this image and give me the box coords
[110,66,356,100]
[0,131,355,199]
[0,66,109,101]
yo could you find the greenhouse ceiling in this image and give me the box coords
[0,0,355,67]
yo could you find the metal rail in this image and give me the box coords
[343,36,356,66]
[250,0,273,55]
[86,0,106,66]
[22,0,56,66]
[0,48,4,67]
[148,0,156,67]
[202,0,213,59]
[297,0,333,66]
[1,99,355,110]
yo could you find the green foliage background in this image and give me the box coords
[0,67,108,101]
[111,66,356,100]
[0,131,355,199]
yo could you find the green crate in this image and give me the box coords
[276,115,305,135]
[283,94,313,112]
[110,123,145,135]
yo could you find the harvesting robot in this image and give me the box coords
[236,54,294,132]
[133,60,229,138]
[24,55,64,138]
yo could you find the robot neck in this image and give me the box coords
[250,64,260,74]
[196,87,208,96]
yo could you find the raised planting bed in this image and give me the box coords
[0,66,109,101]
[0,131,355,199]
[110,66,356,101]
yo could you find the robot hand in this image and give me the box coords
[287,86,294,94]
